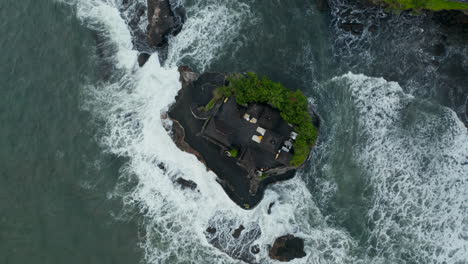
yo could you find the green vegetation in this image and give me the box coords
[204,98,217,111]
[229,148,239,158]
[218,72,319,167]
[377,0,468,11]
[259,173,269,180]
[204,87,224,111]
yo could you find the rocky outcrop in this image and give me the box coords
[147,0,184,48]
[269,235,306,262]
[175,178,197,190]
[340,22,365,35]
[119,0,185,65]
[169,67,303,209]
[137,52,151,66]
[232,225,245,239]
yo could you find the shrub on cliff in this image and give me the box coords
[219,72,318,166]
[377,0,468,11]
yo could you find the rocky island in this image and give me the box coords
[169,67,320,209]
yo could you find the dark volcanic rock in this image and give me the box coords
[232,225,245,239]
[147,0,184,48]
[465,96,468,123]
[267,202,275,214]
[269,235,306,262]
[169,66,299,209]
[340,22,365,35]
[206,227,217,234]
[250,245,260,254]
[176,178,197,190]
[137,52,151,67]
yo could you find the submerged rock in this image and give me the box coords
[269,235,306,262]
[206,227,217,234]
[340,22,365,35]
[175,178,197,190]
[250,245,260,254]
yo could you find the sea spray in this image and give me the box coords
[333,73,468,263]
[165,0,254,71]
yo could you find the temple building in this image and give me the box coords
[200,97,297,179]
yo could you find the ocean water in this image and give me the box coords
[1,0,467,264]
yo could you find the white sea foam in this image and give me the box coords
[335,73,468,263]
[165,0,253,71]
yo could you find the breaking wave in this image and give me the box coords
[332,73,468,264]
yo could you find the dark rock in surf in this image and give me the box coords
[147,0,184,48]
[465,96,468,123]
[269,235,306,262]
[138,52,151,67]
[157,162,167,172]
[176,178,197,190]
[251,245,260,254]
[232,225,245,239]
[340,22,365,35]
[206,227,217,234]
[267,202,275,214]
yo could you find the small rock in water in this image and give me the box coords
[157,162,167,172]
[340,22,365,35]
[206,227,217,234]
[138,53,151,67]
[176,178,197,190]
[250,245,260,254]
[232,225,245,239]
[267,202,275,214]
[269,235,306,262]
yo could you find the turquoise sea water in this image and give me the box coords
[1,0,467,263]
[0,1,142,263]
